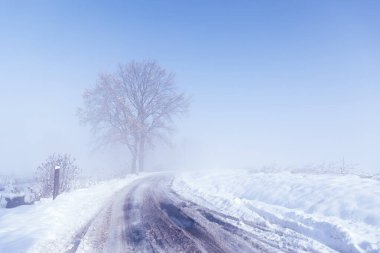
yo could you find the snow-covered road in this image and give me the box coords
[75,175,337,253]
[2,171,378,252]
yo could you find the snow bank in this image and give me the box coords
[173,170,380,253]
[0,177,36,208]
[0,173,148,253]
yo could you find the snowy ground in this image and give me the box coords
[172,170,380,253]
[0,173,150,253]
[1,170,379,253]
[75,174,337,253]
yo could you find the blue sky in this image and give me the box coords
[0,1,379,176]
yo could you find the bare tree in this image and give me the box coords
[78,61,189,173]
[35,153,80,198]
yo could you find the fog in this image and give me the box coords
[1,1,380,178]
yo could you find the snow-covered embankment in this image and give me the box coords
[0,173,148,253]
[173,170,380,253]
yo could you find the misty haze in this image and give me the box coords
[1,1,380,253]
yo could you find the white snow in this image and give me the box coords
[172,169,380,253]
[0,173,149,253]
[2,170,379,252]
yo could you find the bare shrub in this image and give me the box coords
[35,153,80,198]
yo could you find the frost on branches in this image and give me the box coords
[35,153,80,198]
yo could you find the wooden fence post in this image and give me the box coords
[53,166,60,200]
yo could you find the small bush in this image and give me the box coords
[35,153,80,198]
[0,176,37,208]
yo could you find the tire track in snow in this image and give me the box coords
[75,174,338,253]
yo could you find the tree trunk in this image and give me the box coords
[138,136,145,172]
[131,152,137,174]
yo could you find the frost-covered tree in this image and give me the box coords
[78,61,189,173]
[35,153,80,198]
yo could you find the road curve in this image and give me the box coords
[73,175,336,253]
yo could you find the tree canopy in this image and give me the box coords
[78,61,189,173]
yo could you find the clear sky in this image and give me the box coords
[0,1,379,177]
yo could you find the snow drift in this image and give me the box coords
[173,170,380,252]
[0,173,148,253]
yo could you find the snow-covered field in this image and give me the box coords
[0,173,149,253]
[173,170,380,253]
